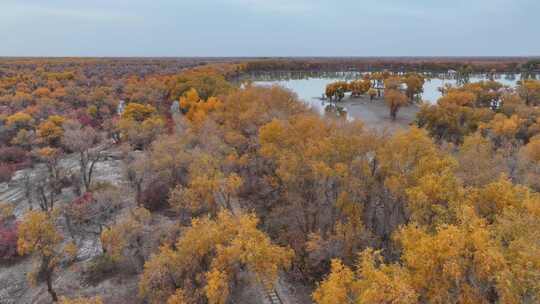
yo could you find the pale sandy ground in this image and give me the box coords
[0,150,133,304]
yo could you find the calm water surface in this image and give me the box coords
[246,72,529,113]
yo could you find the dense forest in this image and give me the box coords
[0,58,540,303]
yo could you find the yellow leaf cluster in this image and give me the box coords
[59,296,103,304]
[139,211,293,304]
[37,115,66,145]
[179,88,223,126]
[6,111,33,129]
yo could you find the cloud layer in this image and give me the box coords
[0,0,538,56]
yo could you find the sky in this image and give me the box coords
[0,0,539,57]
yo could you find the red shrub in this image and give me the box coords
[76,110,98,128]
[68,192,95,220]
[0,222,19,261]
[140,179,170,211]
[0,146,28,164]
[0,164,14,183]
[73,192,94,205]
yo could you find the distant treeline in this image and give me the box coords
[245,57,540,73]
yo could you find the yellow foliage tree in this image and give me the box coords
[58,296,103,304]
[139,211,293,304]
[37,115,66,145]
[479,113,522,145]
[492,193,540,303]
[406,166,462,229]
[466,176,527,223]
[377,127,452,201]
[325,81,348,101]
[0,201,14,222]
[312,259,356,304]
[6,111,33,129]
[395,214,504,304]
[168,153,243,217]
[259,114,374,267]
[100,207,151,268]
[122,102,156,122]
[17,211,77,302]
[117,102,164,148]
[179,88,223,127]
[519,136,540,189]
[438,90,477,107]
[456,133,506,186]
[313,251,417,304]
[349,79,371,97]
[166,289,189,304]
[403,73,425,102]
[384,89,408,120]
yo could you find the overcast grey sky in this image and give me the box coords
[0,0,538,57]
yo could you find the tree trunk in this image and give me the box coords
[45,271,58,302]
[135,182,142,206]
[390,105,398,121]
[80,152,88,192]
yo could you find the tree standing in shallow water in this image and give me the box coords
[385,89,408,121]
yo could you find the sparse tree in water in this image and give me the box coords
[520,59,539,80]
[384,89,408,121]
[457,65,473,85]
[368,88,377,100]
[349,79,371,97]
[403,73,425,102]
[325,81,348,101]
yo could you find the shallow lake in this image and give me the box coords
[244,71,529,114]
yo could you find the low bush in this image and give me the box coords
[83,254,117,285]
[0,222,19,262]
[0,146,27,164]
[89,181,116,192]
[0,164,13,183]
[140,179,170,211]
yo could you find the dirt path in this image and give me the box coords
[0,150,125,217]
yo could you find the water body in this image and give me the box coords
[422,73,522,103]
[245,71,530,113]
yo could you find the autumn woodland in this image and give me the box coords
[0,57,539,304]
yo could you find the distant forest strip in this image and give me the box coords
[1,57,539,77]
[243,57,540,73]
